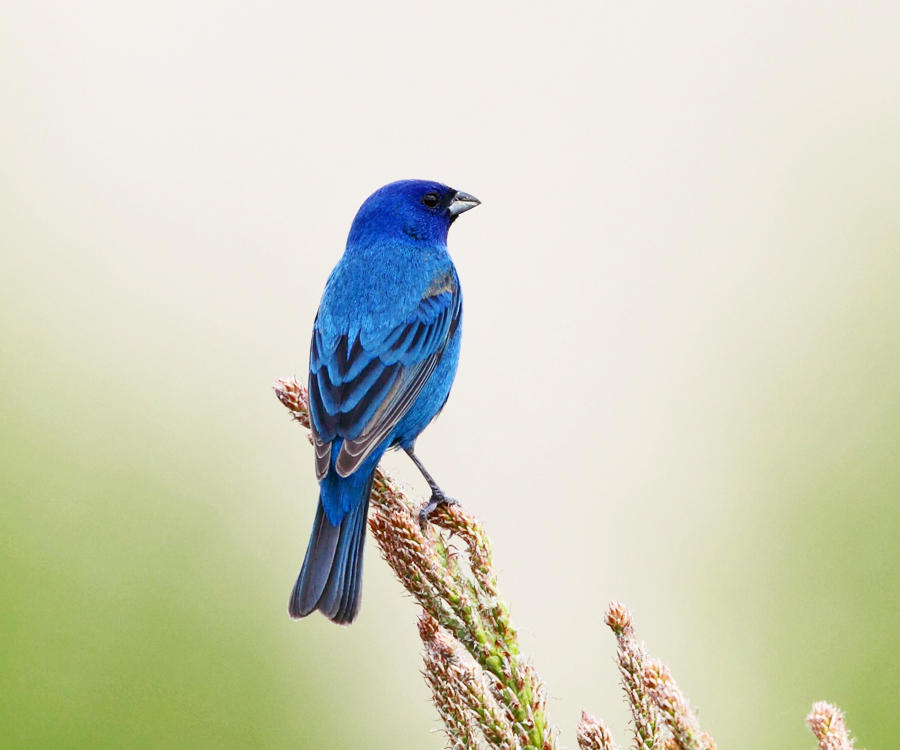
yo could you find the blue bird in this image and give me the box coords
[289,179,480,624]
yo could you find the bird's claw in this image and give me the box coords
[418,493,458,531]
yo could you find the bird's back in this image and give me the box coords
[316,239,457,347]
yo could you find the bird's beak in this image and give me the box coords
[447,190,481,215]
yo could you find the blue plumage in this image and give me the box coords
[289,180,479,624]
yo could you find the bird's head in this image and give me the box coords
[347,179,480,248]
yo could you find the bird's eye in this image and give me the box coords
[421,192,439,208]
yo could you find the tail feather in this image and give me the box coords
[315,502,355,617]
[334,498,367,623]
[288,472,372,624]
[288,503,339,619]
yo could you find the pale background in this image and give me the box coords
[2,1,898,748]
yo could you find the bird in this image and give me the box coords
[289,179,480,624]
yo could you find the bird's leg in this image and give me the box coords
[403,447,458,529]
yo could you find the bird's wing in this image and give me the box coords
[308,276,461,479]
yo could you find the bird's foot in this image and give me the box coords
[418,492,458,531]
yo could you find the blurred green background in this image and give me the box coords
[1,2,898,748]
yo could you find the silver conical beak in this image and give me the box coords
[448,190,481,215]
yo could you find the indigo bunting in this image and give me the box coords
[289,179,480,624]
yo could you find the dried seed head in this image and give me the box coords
[807,701,856,750]
[273,377,309,424]
[577,710,617,750]
[605,601,632,636]
[642,659,705,750]
[276,376,553,750]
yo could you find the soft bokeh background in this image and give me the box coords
[2,1,898,747]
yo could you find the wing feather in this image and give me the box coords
[308,278,460,479]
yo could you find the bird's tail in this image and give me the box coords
[288,469,373,624]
